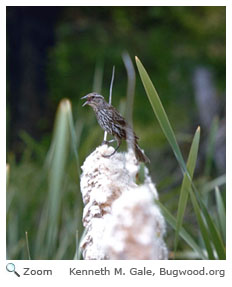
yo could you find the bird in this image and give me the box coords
[81,92,150,163]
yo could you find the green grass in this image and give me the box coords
[136,56,226,260]
[7,99,83,260]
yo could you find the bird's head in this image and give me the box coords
[81,92,105,109]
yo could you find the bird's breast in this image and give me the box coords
[95,109,113,134]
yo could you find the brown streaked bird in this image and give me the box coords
[81,92,150,163]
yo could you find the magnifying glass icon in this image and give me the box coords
[6,263,20,277]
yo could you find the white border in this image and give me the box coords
[1,0,229,6]
[1,1,231,286]
[0,0,6,265]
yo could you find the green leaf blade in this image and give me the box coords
[135,56,187,174]
[156,200,207,260]
[175,127,200,251]
[190,190,215,259]
[195,191,226,259]
[215,187,226,243]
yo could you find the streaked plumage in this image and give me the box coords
[81,92,150,163]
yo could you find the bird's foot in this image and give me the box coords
[102,142,120,158]
[102,149,117,158]
[101,140,109,146]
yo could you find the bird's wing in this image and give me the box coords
[109,106,139,140]
[109,106,126,126]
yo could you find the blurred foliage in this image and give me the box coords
[6,7,226,259]
[46,6,225,176]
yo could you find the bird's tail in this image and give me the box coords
[134,143,150,164]
[125,125,150,163]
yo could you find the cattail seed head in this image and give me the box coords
[80,145,168,260]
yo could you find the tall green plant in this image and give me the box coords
[135,56,226,260]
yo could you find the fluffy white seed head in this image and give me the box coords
[80,144,168,260]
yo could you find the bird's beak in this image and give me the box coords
[81,95,89,107]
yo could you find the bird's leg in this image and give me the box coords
[102,138,121,158]
[101,139,116,145]
[101,140,109,145]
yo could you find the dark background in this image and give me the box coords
[6,6,226,259]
